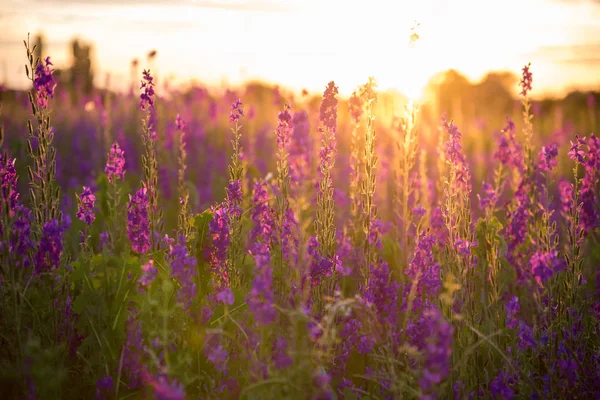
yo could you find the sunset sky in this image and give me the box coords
[1,0,600,97]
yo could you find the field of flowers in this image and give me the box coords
[0,36,599,399]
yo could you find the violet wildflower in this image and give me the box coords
[490,370,516,399]
[364,262,401,326]
[537,143,558,172]
[248,181,276,324]
[11,205,34,265]
[506,182,531,253]
[76,186,96,226]
[229,99,244,124]
[147,375,185,400]
[139,69,155,110]
[413,204,427,218]
[139,259,157,289]
[122,316,144,388]
[35,218,68,274]
[275,104,293,149]
[454,239,474,258]
[520,63,533,97]
[505,295,520,329]
[105,142,126,182]
[406,234,440,306]
[558,179,573,216]
[216,287,234,305]
[226,180,242,219]
[169,237,197,309]
[320,81,339,133]
[273,337,293,369]
[0,154,19,216]
[205,339,228,373]
[175,113,186,130]
[568,135,586,163]
[307,236,333,286]
[95,375,113,400]
[33,56,55,108]
[530,250,565,285]
[518,321,536,351]
[209,205,230,289]
[494,117,524,171]
[289,110,312,189]
[578,134,600,233]
[478,181,497,211]
[443,118,470,189]
[419,307,454,394]
[127,187,151,254]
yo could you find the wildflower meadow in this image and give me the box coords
[0,34,599,399]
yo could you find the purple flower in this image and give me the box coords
[139,69,155,110]
[216,287,234,305]
[205,340,228,373]
[568,135,586,163]
[319,81,339,133]
[307,236,333,286]
[530,250,565,285]
[248,181,276,325]
[490,370,516,399]
[443,119,470,189]
[273,337,292,369]
[95,375,113,400]
[76,186,96,226]
[413,204,427,218]
[364,262,401,326]
[454,239,475,258]
[289,110,312,190]
[406,234,441,304]
[506,181,531,253]
[169,237,197,310]
[147,374,185,400]
[33,56,55,108]
[127,187,150,254]
[537,143,558,172]
[9,205,33,266]
[519,63,533,96]
[226,180,242,219]
[276,104,293,149]
[418,307,454,393]
[139,259,157,289]
[105,142,126,183]
[229,99,244,124]
[505,295,520,329]
[0,153,19,217]
[558,179,573,215]
[494,118,524,171]
[175,114,186,131]
[209,205,230,289]
[518,321,536,351]
[122,316,144,388]
[478,181,496,211]
[35,218,68,274]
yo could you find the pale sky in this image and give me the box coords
[1,0,600,97]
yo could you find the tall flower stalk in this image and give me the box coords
[227,99,244,288]
[24,34,60,235]
[105,142,126,250]
[274,104,294,296]
[175,114,190,238]
[359,78,378,282]
[393,101,419,268]
[139,69,161,250]
[312,81,339,307]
